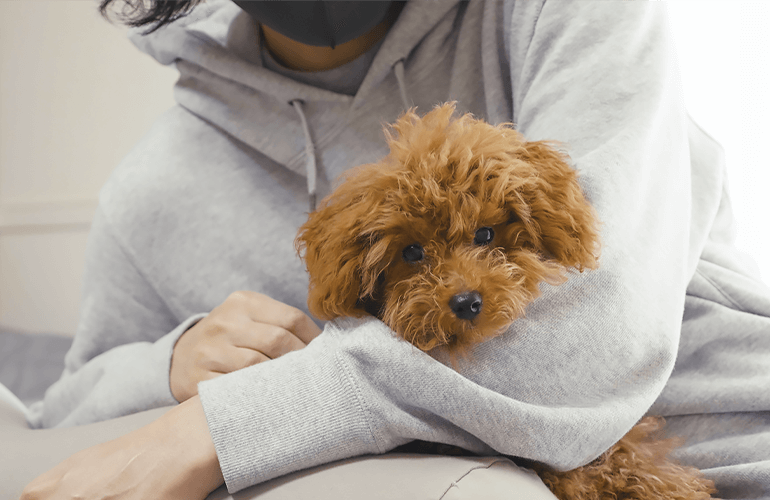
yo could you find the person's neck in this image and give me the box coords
[261,6,399,72]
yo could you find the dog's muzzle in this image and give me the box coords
[448,291,482,320]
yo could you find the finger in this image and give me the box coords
[201,370,226,382]
[178,370,223,400]
[191,370,227,393]
[290,313,323,345]
[234,291,323,344]
[232,324,306,360]
[206,346,270,373]
[232,347,272,370]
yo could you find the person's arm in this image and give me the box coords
[26,207,203,429]
[26,206,321,429]
[198,1,695,493]
[22,395,224,500]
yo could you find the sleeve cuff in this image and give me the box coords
[198,322,381,493]
[26,313,209,428]
[156,312,208,404]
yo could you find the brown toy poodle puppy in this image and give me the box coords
[296,103,715,500]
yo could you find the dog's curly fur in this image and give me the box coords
[296,103,716,499]
[297,103,599,353]
[533,417,715,500]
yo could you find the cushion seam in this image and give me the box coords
[437,459,514,499]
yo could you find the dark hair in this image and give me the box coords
[98,0,203,34]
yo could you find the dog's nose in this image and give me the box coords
[449,291,483,321]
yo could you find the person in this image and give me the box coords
[20,1,770,498]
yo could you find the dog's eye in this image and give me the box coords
[402,243,424,263]
[473,227,495,246]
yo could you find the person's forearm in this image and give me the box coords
[21,395,224,499]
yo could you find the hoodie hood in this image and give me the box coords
[129,0,460,193]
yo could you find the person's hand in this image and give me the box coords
[20,396,223,500]
[170,291,322,402]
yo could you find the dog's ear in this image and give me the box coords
[295,166,390,321]
[514,140,600,272]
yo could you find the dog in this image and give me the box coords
[296,103,715,499]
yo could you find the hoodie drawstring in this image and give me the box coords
[290,99,317,212]
[291,60,409,212]
[393,59,411,111]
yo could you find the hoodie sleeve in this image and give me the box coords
[199,1,693,493]
[25,207,205,429]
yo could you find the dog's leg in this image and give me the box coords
[532,417,716,500]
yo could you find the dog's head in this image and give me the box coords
[296,103,599,354]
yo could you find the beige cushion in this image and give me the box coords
[0,384,556,500]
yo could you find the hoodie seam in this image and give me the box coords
[333,350,386,455]
[519,0,550,66]
[695,267,746,313]
[512,0,549,122]
[395,44,453,102]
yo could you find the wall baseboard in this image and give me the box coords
[0,199,97,233]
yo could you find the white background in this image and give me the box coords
[668,1,770,279]
[0,1,768,336]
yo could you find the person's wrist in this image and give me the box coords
[169,346,190,403]
[169,323,197,403]
[157,395,224,493]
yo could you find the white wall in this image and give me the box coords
[0,0,177,335]
[668,1,770,280]
[0,1,768,337]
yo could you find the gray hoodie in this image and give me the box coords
[27,1,770,497]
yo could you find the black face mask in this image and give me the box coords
[233,1,395,49]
